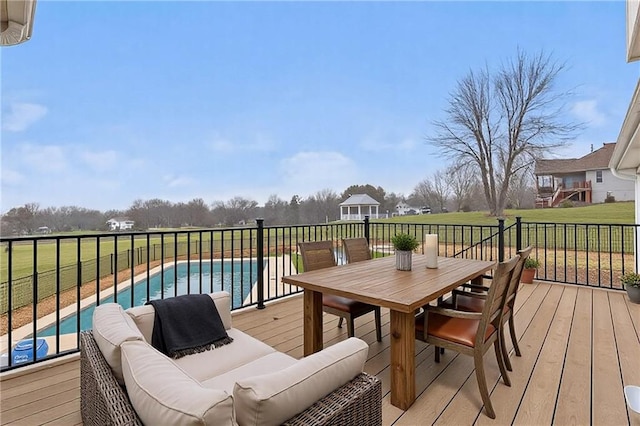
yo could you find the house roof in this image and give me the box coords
[339,194,380,206]
[610,80,640,172]
[107,217,132,223]
[534,143,617,175]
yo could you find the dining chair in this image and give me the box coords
[415,255,519,419]
[298,240,382,342]
[342,237,372,263]
[445,246,533,371]
[341,238,382,342]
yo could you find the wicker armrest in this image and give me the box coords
[80,331,143,426]
[284,372,382,426]
[80,331,382,426]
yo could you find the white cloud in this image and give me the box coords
[163,174,194,188]
[279,151,358,190]
[359,137,417,152]
[79,150,118,172]
[3,103,48,132]
[1,168,24,185]
[571,100,606,126]
[20,144,67,172]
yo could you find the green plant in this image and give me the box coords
[524,257,540,269]
[621,272,640,288]
[559,200,574,208]
[391,233,419,251]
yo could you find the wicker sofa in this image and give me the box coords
[80,291,382,426]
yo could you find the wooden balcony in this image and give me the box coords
[2,281,639,425]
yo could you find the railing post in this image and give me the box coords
[256,218,265,310]
[498,218,505,262]
[516,216,522,251]
[364,215,370,244]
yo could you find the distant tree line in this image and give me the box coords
[0,171,535,236]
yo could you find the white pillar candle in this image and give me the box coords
[425,234,438,269]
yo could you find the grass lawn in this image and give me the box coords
[383,201,635,225]
[1,202,635,284]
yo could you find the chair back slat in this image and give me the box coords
[298,241,336,272]
[477,255,519,340]
[504,246,533,308]
[342,238,371,263]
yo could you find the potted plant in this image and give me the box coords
[521,257,540,284]
[621,272,640,304]
[391,233,419,271]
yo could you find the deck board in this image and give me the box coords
[2,282,640,425]
[553,286,592,425]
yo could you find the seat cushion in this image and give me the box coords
[416,312,496,347]
[121,340,235,425]
[322,295,376,316]
[233,337,368,426]
[92,303,144,384]
[174,328,276,382]
[126,291,232,343]
[202,352,297,394]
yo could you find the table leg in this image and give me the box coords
[390,310,415,410]
[303,289,323,356]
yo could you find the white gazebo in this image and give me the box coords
[339,194,382,221]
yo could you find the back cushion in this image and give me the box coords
[92,303,144,385]
[126,291,232,342]
[121,340,235,425]
[233,337,368,426]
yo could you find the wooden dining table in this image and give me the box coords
[281,254,495,410]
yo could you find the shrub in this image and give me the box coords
[605,194,616,203]
[621,272,640,288]
[559,200,574,208]
[391,233,420,251]
[524,257,541,269]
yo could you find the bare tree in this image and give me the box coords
[428,50,580,216]
[447,162,480,212]
[430,171,450,213]
[409,171,449,213]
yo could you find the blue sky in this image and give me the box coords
[1,1,638,212]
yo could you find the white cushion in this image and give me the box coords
[233,337,369,426]
[121,340,235,425]
[175,328,275,382]
[126,291,232,343]
[202,352,297,394]
[92,303,144,384]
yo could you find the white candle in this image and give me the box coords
[425,234,438,268]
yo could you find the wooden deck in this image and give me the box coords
[2,281,640,425]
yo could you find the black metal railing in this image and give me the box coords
[0,216,637,371]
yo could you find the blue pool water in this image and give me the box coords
[38,260,257,337]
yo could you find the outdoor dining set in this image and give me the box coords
[284,237,533,419]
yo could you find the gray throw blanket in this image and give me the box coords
[146,294,233,359]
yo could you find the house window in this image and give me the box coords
[596,170,603,183]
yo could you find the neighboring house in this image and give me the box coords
[339,194,384,220]
[534,143,635,208]
[610,4,640,268]
[37,226,51,234]
[106,217,135,231]
[395,202,431,216]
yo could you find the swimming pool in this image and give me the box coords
[38,260,258,337]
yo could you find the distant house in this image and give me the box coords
[534,143,635,208]
[395,202,431,216]
[37,226,51,234]
[106,217,135,231]
[339,194,384,220]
